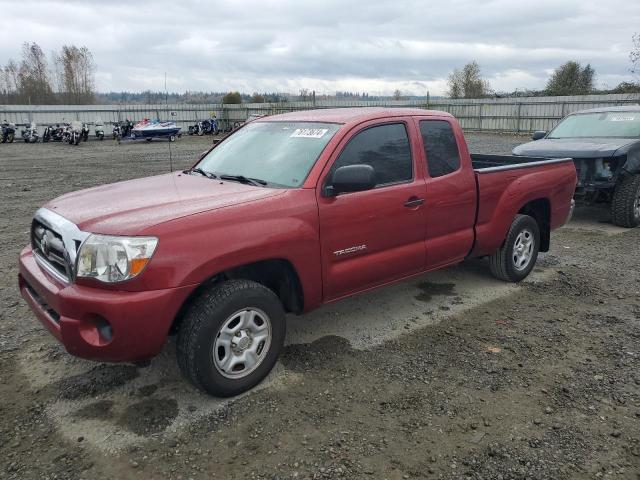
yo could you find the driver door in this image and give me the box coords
[316,120,427,301]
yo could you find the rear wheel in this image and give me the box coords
[611,174,640,228]
[489,214,540,282]
[7,132,14,143]
[177,280,286,397]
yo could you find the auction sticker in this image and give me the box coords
[290,128,328,138]
[609,114,636,122]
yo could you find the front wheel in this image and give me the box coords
[489,214,540,282]
[7,132,14,143]
[611,174,640,228]
[177,280,286,397]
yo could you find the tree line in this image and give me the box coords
[0,42,96,104]
[446,59,640,99]
[446,35,640,99]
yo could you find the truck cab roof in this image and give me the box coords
[260,107,452,125]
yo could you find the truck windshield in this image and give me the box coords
[197,121,341,187]
[548,111,640,139]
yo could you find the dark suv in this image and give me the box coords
[514,106,640,227]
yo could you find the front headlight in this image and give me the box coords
[76,234,158,283]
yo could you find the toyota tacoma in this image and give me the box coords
[19,108,577,396]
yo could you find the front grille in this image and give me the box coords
[31,219,71,281]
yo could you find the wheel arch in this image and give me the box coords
[170,258,304,335]
[518,198,551,252]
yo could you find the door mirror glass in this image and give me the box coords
[325,165,376,196]
[532,130,547,141]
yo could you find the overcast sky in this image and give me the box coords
[0,0,639,96]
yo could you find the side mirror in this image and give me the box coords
[324,164,376,197]
[532,130,547,141]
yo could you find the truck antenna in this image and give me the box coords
[165,72,174,172]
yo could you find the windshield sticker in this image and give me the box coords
[609,115,636,122]
[290,128,329,138]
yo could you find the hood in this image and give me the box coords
[512,137,639,158]
[45,172,284,234]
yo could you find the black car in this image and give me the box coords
[514,106,640,227]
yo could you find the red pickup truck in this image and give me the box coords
[18,108,577,396]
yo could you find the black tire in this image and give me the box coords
[177,279,286,397]
[611,174,640,228]
[489,214,540,282]
[7,132,14,143]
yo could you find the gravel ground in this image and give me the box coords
[0,132,638,480]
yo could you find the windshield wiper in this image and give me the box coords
[218,174,267,186]
[184,167,217,179]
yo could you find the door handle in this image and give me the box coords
[404,197,425,208]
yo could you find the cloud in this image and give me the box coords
[0,0,638,95]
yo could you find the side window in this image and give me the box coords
[420,120,461,178]
[330,123,412,186]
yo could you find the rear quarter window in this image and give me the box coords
[420,120,461,178]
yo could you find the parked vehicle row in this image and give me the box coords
[4,121,105,145]
[2,118,182,145]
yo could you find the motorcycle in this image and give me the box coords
[51,124,68,142]
[80,123,90,142]
[112,119,133,140]
[1,120,16,143]
[95,120,105,141]
[189,118,218,136]
[42,125,53,142]
[66,121,82,146]
[21,122,39,143]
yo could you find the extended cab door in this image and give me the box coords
[317,119,427,301]
[416,117,477,269]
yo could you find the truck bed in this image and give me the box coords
[469,153,577,258]
[471,154,573,172]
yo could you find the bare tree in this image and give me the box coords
[298,88,310,101]
[1,60,20,102]
[18,42,55,103]
[447,61,492,99]
[54,45,96,104]
[631,33,640,79]
[393,89,402,100]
